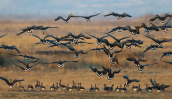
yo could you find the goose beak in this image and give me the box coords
[96,77,98,79]
[46,32,48,34]
[25,71,27,73]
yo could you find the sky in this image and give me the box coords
[0,0,171,18]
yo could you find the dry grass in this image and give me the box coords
[0,18,172,99]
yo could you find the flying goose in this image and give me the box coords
[106,26,129,34]
[0,33,8,38]
[126,57,147,68]
[141,45,163,54]
[137,63,158,72]
[0,45,20,53]
[160,52,172,59]
[90,66,108,79]
[43,60,78,68]
[149,13,172,25]
[86,32,109,46]
[32,34,48,45]
[67,46,87,58]
[43,34,68,44]
[109,55,119,65]
[9,54,39,61]
[17,25,43,35]
[102,66,121,82]
[11,59,40,73]
[0,76,24,92]
[139,22,159,34]
[73,12,102,22]
[157,17,172,33]
[143,34,172,47]
[104,12,132,20]
[108,34,131,44]
[33,26,58,34]
[123,75,140,87]
[125,25,142,35]
[54,14,78,23]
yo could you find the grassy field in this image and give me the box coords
[0,17,172,99]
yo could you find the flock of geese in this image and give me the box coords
[0,12,172,93]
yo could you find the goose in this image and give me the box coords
[48,42,71,48]
[85,47,105,53]
[17,25,43,35]
[9,54,39,61]
[86,32,109,46]
[43,34,68,44]
[145,84,153,92]
[33,26,58,34]
[121,84,127,92]
[160,52,172,59]
[103,84,114,93]
[132,85,139,92]
[109,55,119,65]
[149,13,172,25]
[43,60,78,68]
[141,22,159,34]
[66,84,73,92]
[54,14,78,23]
[136,84,142,92]
[90,66,108,79]
[67,46,87,58]
[124,38,143,45]
[90,85,94,92]
[114,86,121,92]
[18,82,25,91]
[94,84,99,92]
[126,57,147,68]
[104,12,132,20]
[59,79,66,90]
[35,80,40,90]
[137,63,157,72]
[108,34,131,44]
[0,33,8,38]
[50,84,57,91]
[106,26,129,34]
[72,81,77,91]
[103,40,117,50]
[143,34,172,47]
[125,25,142,35]
[0,76,24,92]
[123,75,140,87]
[141,45,163,54]
[32,34,47,45]
[79,83,85,92]
[0,45,20,53]
[72,12,102,22]
[125,42,141,49]
[102,66,121,82]
[27,85,33,91]
[11,59,40,73]
[56,83,62,91]
[104,49,122,60]
[40,83,46,91]
[157,17,172,33]
[61,32,91,40]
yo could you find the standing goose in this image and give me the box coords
[66,84,73,92]
[132,85,139,92]
[143,34,172,47]
[43,60,78,68]
[11,59,40,73]
[17,25,43,35]
[33,26,58,34]
[0,76,24,92]
[126,57,147,68]
[123,75,140,87]
[50,84,57,91]
[121,84,127,92]
[40,83,46,91]
[90,85,94,92]
[86,32,109,46]
[145,84,153,92]
[54,14,78,23]
[102,66,121,82]
[160,52,172,59]
[72,81,77,91]
[59,79,66,90]
[149,13,172,25]
[106,26,129,34]
[0,45,20,53]
[79,83,85,92]
[94,84,99,92]
[114,86,121,92]
[104,12,132,20]
[73,12,102,22]
[90,66,108,79]
[18,82,25,92]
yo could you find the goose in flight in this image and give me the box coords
[17,25,43,35]
[54,14,78,23]
[104,12,132,20]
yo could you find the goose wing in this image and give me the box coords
[104,12,117,17]
[88,12,102,18]
[0,76,10,85]
[12,79,24,85]
[0,33,7,38]
[162,61,172,64]
[11,60,25,70]
[141,45,152,54]
[29,61,41,68]
[90,66,97,72]
[149,15,160,21]
[12,46,20,53]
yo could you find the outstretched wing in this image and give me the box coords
[29,61,41,68]
[62,61,78,63]
[131,79,140,82]
[149,15,160,21]
[11,60,25,70]
[85,32,97,38]
[123,13,132,17]
[12,46,20,53]
[0,33,7,38]
[112,50,122,55]
[112,69,121,74]
[162,61,172,64]
[123,75,129,80]
[102,66,110,72]
[142,63,158,66]
[104,12,117,17]
[141,46,152,54]
[89,12,102,17]
[126,57,137,62]
[119,36,131,41]
[32,34,41,40]
[144,35,157,42]
[66,45,75,51]
[12,79,24,85]
[54,16,65,21]
[0,76,10,85]
[90,66,97,72]
[17,59,26,65]
[102,70,108,75]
